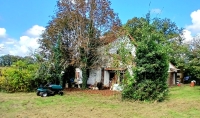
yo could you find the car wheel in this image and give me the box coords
[37,91,40,96]
[59,91,63,96]
[41,92,48,97]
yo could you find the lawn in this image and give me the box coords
[0,84,200,118]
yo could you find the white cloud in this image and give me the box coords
[0,25,45,57]
[18,36,40,53]
[5,41,15,45]
[26,25,45,37]
[0,28,6,38]
[182,29,193,43]
[186,9,200,35]
[0,43,4,49]
[151,8,162,14]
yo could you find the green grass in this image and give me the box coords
[169,84,200,100]
[0,85,200,118]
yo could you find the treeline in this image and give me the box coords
[0,55,33,67]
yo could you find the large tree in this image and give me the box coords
[185,35,200,84]
[122,14,183,101]
[39,0,121,88]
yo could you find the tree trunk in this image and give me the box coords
[81,67,87,89]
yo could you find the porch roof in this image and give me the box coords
[104,67,126,71]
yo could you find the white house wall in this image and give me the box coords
[108,37,135,56]
[87,69,111,87]
[87,68,101,85]
[98,36,135,68]
[94,36,135,87]
[104,70,110,86]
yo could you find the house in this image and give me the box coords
[168,63,180,86]
[86,36,135,88]
[75,36,180,89]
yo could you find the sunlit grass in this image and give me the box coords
[0,85,200,118]
[169,84,200,100]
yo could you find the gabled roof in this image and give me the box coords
[168,62,179,72]
[100,33,136,45]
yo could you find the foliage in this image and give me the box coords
[0,55,23,67]
[39,0,121,88]
[0,60,39,92]
[122,79,168,101]
[185,35,200,82]
[122,14,171,101]
[107,36,134,68]
[105,35,135,87]
[125,16,184,63]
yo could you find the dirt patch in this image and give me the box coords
[65,88,120,96]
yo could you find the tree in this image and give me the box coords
[185,35,200,84]
[39,0,121,88]
[50,35,63,85]
[152,18,186,68]
[0,55,23,67]
[122,13,183,101]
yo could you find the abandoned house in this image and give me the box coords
[74,36,181,90]
[89,36,135,89]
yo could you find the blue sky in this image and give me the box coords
[0,0,200,56]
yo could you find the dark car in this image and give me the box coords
[183,76,191,84]
[37,84,64,97]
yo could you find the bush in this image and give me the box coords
[122,79,168,102]
[0,61,39,92]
